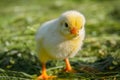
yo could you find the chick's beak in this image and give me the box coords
[70,27,78,35]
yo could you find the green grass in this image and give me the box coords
[0,0,120,80]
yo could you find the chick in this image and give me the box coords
[35,10,85,79]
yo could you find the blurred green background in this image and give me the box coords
[0,0,120,79]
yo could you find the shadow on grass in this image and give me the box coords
[0,48,120,79]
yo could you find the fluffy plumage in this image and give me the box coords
[35,10,85,79]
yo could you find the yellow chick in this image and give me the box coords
[35,10,85,79]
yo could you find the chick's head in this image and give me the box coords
[58,11,85,38]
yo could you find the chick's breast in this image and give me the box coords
[36,19,85,63]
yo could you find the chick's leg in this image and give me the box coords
[37,63,48,79]
[64,58,76,72]
[37,63,56,80]
[64,58,72,71]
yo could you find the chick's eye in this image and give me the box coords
[64,23,68,28]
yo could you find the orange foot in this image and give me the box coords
[37,63,57,80]
[64,68,76,73]
[37,74,56,80]
[64,58,76,73]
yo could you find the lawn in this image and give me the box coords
[0,0,120,80]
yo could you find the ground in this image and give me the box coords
[0,0,120,80]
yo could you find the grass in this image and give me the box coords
[0,0,120,80]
